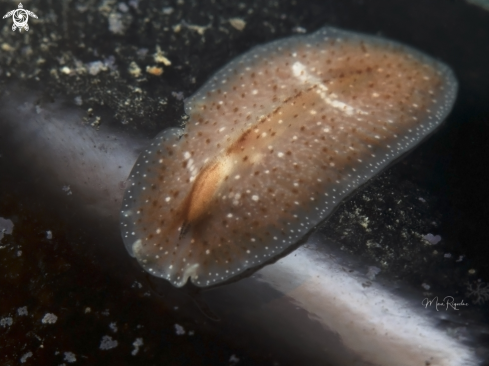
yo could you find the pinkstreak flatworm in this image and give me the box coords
[120,27,457,287]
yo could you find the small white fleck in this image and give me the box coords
[41,313,58,324]
[423,233,441,245]
[175,324,185,335]
[109,322,118,333]
[64,352,77,363]
[20,352,33,363]
[251,195,259,201]
[100,335,118,350]
[0,317,13,328]
[230,354,240,363]
[165,197,171,202]
[277,152,284,158]
[131,338,144,356]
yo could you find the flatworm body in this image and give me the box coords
[120,27,457,287]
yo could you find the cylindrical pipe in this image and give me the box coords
[0,83,481,366]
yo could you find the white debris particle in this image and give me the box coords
[17,306,28,316]
[418,197,426,202]
[229,354,240,363]
[17,250,22,257]
[174,323,185,335]
[118,2,129,12]
[293,26,307,34]
[136,47,149,58]
[64,352,77,363]
[162,6,174,15]
[421,283,431,290]
[108,12,127,35]
[0,317,13,327]
[128,61,142,77]
[74,96,83,106]
[42,313,58,324]
[46,230,53,239]
[0,217,14,242]
[172,91,184,101]
[109,322,118,332]
[154,45,172,66]
[99,335,118,350]
[84,307,91,314]
[132,281,143,289]
[456,255,465,262]
[131,338,143,356]
[62,185,73,195]
[229,18,246,31]
[188,330,195,336]
[87,61,107,75]
[423,233,441,245]
[60,66,71,75]
[102,309,110,316]
[366,266,381,280]
[179,20,210,35]
[444,253,452,258]
[20,351,33,363]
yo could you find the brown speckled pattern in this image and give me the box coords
[120,27,457,287]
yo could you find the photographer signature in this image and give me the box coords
[422,296,468,311]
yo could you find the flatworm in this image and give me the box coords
[120,27,457,287]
